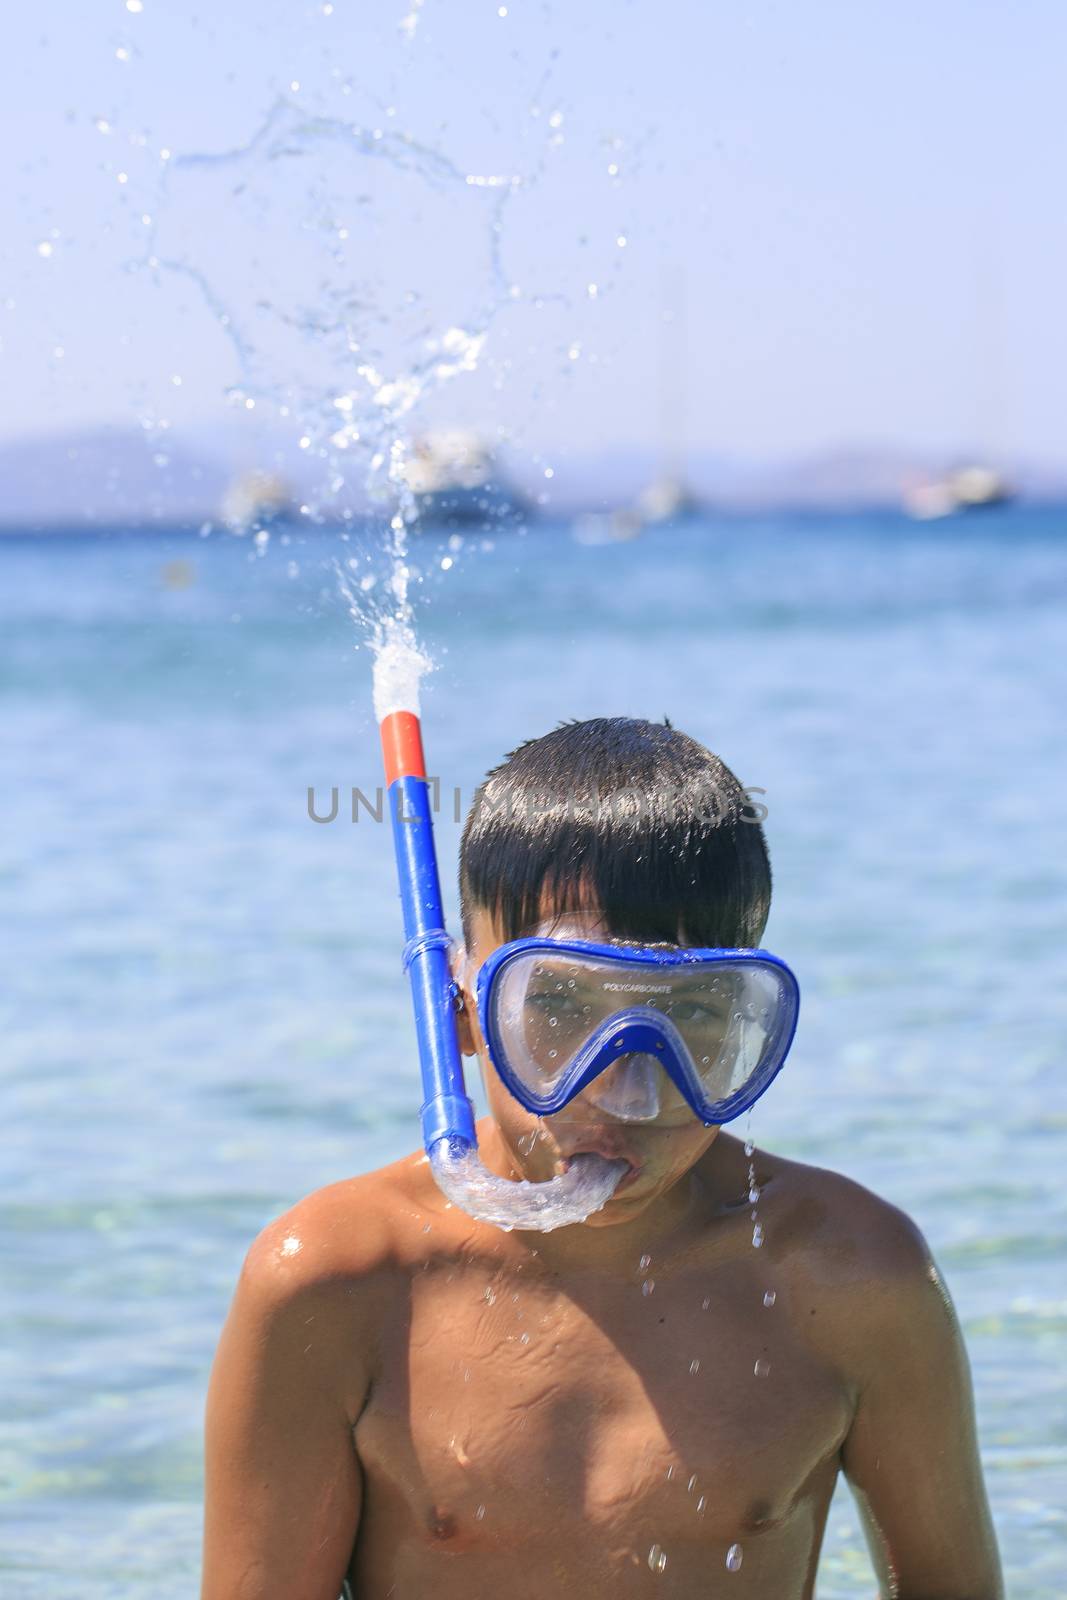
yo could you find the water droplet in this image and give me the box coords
[484,1286,496,1306]
[687,1474,697,1493]
[689,1358,701,1375]
[639,1253,652,1272]
[763,1289,776,1308]
[647,1543,667,1573]
[754,1358,771,1378]
[642,1279,655,1297]
[475,1503,486,1521]
[744,1139,754,1158]
[726,1542,744,1572]
[751,1223,764,1248]
[748,1183,761,1203]
[702,1296,711,1311]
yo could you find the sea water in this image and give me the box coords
[3,506,1066,1595]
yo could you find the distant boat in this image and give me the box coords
[572,508,643,545]
[634,474,702,526]
[221,469,296,532]
[903,465,1015,521]
[401,431,528,529]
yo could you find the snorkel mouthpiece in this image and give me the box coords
[374,634,626,1231]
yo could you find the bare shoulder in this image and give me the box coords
[233,1147,438,1354]
[758,1146,934,1277]
[755,1146,957,1381]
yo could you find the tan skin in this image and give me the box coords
[202,905,1003,1600]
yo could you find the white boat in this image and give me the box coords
[401,431,528,528]
[903,465,1015,520]
[220,469,296,532]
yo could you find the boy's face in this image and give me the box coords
[456,904,721,1229]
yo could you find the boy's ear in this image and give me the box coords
[450,944,477,1057]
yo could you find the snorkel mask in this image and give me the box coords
[375,644,799,1232]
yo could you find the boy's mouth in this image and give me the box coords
[558,1139,642,1192]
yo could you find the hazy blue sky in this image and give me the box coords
[5,0,1066,469]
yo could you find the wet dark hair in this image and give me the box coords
[459,716,771,949]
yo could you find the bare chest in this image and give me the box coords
[356,1260,851,1559]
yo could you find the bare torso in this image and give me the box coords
[348,1133,856,1598]
[203,1118,1002,1600]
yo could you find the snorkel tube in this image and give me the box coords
[373,631,626,1231]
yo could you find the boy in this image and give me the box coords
[201,717,1003,1599]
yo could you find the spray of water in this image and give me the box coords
[145,67,627,1229]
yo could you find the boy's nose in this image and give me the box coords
[584,1054,662,1122]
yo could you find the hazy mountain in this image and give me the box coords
[1,425,1064,529]
[0,427,231,530]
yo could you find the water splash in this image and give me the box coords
[149,96,518,477]
[369,614,433,720]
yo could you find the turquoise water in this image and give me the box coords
[3,509,1066,1594]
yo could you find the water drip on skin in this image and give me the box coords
[647,1544,668,1573]
[726,1542,744,1572]
[745,1114,763,1251]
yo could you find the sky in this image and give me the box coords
[4,0,1067,475]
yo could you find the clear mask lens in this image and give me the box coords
[486,945,790,1118]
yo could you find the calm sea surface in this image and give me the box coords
[3,508,1066,1595]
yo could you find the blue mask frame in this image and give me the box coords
[475,937,800,1126]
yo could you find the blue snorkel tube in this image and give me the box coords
[381,706,476,1155]
[374,641,627,1231]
